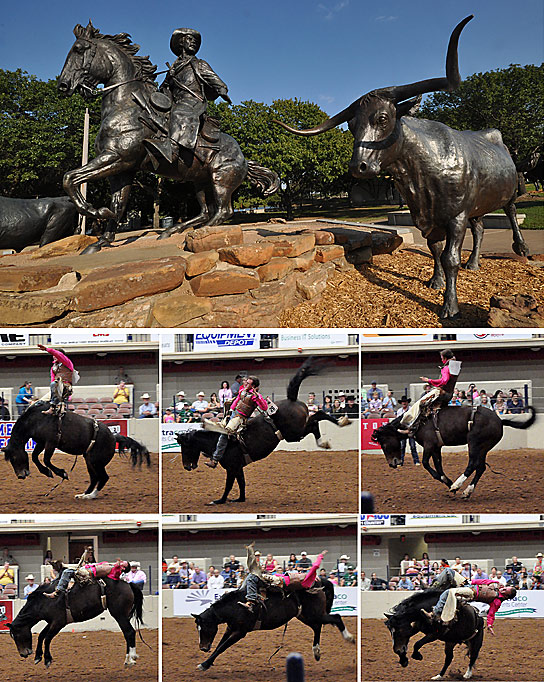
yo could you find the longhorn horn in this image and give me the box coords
[387,14,473,103]
[274,97,361,136]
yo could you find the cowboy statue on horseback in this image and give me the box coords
[398,349,461,435]
[421,566,516,635]
[240,543,327,613]
[205,375,269,468]
[37,345,80,415]
[143,27,232,167]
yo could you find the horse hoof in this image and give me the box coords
[233,498,246,503]
[207,499,226,506]
[45,661,52,669]
[412,651,423,660]
[197,663,208,671]
[157,230,175,240]
[425,277,445,290]
[80,242,102,255]
[61,472,69,480]
[34,657,42,665]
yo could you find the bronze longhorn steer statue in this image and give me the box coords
[276,16,529,319]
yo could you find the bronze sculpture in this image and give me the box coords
[276,16,530,319]
[58,22,279,254]
[0,196,77,251]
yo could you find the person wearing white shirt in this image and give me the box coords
[207,569,225,590]
[23,574,38,598]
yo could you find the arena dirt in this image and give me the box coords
[0,451,159,513]
[361,617,543,680]
[0,628,158,682]
[362,449,542,513]
[163,616,357,680]
[162,449,358,513]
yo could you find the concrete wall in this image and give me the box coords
[128,418,160,452]
[278,419,358,452]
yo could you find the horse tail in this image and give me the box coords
[286,356,326,401]
[501,406,536,430]
[246,160,280,196]
[129,582,145,627]
[116,435,151,468]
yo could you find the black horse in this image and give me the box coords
[2,402,149,498]
[384,588,483,680]
[193,578,354,671]
[179,357,351,504]
[371,405,536,498]
[8,572,144,668]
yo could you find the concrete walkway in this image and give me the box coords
[408,226,543,255]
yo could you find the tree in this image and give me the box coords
[210,98,352,219]
[418,64,544,163]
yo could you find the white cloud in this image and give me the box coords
[375,15,398,22]
[319,94,335,104]
[317,1,350,21]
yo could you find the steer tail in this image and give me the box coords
[116,435,151,468]
[501,406,536,429]
[246,160,281,196]
[286,356,328,401]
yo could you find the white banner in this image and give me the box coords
[0,332,29,346]
[161,423,201,451]
[278,332,348,349]
[456,333,534,341]
[161,334,176,353]
[362,334,434,344]
[173,586,357,616]
[494,591,544,618]
[193,333,259,351]
[50,332,127,345]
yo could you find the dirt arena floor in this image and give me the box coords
[0,451,159,513]
[0,628,158,682]
[362,618,542,681]
[362,449,541,513]
[164,616,357,680]
[162,449,358,513]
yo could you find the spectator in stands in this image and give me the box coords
[174,391,186,410]
[235,567,246,588]
[504,567,518,586]
[369,391,382,412]
[533,553,543,578]
[507,394,524,414]
[452,557,463,572]
[460,562,472,579]
[175,403,194,423]
[307,393,319,416]
[345,396,359,418]
[370,572,387,590]
[332,399,342,414]
[206,565,216,581]
[166,566,180,588]
[360,571,371,590]
[253,550,262,569]
[0,398,10,421]
[191,391,209,419]
[319,568,328,581]
[420,384,432,399]
[366,382,383,401]
[322,395,333,415]
[496,570,506,586]
[381,391,397,412]
[337,393,347,411]
[287,553,298,570]
[480,394,493,410]
[114,367,133,384]
[475,567,489,579]
[44,550,54,565]
[125,562,146,590]
[506,556,523,574]
[494,395,508,415]
[343,566,357,586]
[225,554,240,573]
[457,390,469,406]
[328,569,339,585]
[431,561,441,576]
[0,562,15,586]
[221,564,236,588]
[263,553,278,573]
[113,381,130,404]
[518,571,533,590]
[178,560,190,588]
[296,552,312,571]
[207,568,225,589]
[208,393,221,413]
[397,575,414,590]
[532,576,543,590]
[489,567,498,579]
[218,381,232,407]
[396,396,420,466]
[230,374,244,398]
[138,393,157,418]
[449,388,462,406]
[1,548,17,565]
[405,558,421,576]
[15,381,33,415]
[168,556,181,572]
[163,408,175,423]
[190,566,207,588]
[23,574,38,598]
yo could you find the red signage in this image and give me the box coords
[361,417,390,449]
[102,419,128,437]
[0,600,14,631]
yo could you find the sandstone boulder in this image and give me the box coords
[151,292,213,326]
[371,231,403,255]
[296,267,329,300]
[1,291,72,324]
[488,294,544,327]
[0,264,73,292]
[185,225,243,253]
[315,245,345,263]
[189,263,260,296]
[268,234,315,257]
[184,250,219,277]
[218,242,275,267]
[257,257,295,282]
[29,234,98,259]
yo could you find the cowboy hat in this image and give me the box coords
[140,393,150,399]
[399,395,412,403]
[25,574,35,580]
[170,28,201,56]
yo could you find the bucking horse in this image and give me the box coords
[8,567,144,668]
[193,577,354,671]
[178,357,352,504]
[371,404,536,498]
[2,402,150,498]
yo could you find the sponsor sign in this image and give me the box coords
[50,332,127,345]
[173,586,358,617]
[0,422,34,451]
[161,423,202,451]
[362,334,434,344]
[0,332,29,347]
[103,419,128,437]
[493,592,544,618]
[361,417,390,449]
[278,332,348,349]
[161,334,176,353]
[456,333,533,341]
[194,333,259,351]
[0,600,14,631]
[361,514,390,527]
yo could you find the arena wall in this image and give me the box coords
[128,418,160,452]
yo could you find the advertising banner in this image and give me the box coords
[0,422,34,451]
[161,423,202,451]
[456,333,533,341]
[50,332,127,345]
[0,600,14,631]
[278,332,348,349]
[193,333,259,351]
[491,591,544,618]
[362,334,435,344]
[0,332,29,346]
[102,419,128,438]
[361,417,390,449]
[173,586,358,616]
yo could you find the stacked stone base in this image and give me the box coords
[0,221,402,327]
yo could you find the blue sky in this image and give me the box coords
[1,0,542,115]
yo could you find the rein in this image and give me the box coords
[267,621,289,667]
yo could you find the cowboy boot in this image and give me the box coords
[205,459,218,468]
[143,138,174,165]
[42,406,56,415]
[44,590,61,599]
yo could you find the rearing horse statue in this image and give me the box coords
[58,21,280,254]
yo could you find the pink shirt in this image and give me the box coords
[231,385,268,413]
[428,364,451,388]
[471,578,506,627]
[46,347,74,381]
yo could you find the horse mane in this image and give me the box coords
[73,21,157,83]
[374,414,402,435]
[388,588,442,620]
[212,587,242,607]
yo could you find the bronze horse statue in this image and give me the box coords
[58,21,279,253]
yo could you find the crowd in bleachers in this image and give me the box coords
[361,551,544,591]
[162,550,358,588]
[362,381,529,418]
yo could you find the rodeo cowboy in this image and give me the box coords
[38,345,79,415]
[144,27,232,166]
[398,348,461,435]
[205,375,268,468]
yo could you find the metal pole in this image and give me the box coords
[79,108,90,234]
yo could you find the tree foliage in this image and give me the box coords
[418,64,544,163]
